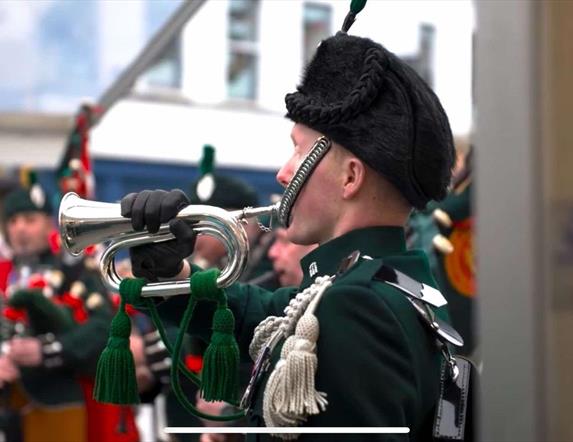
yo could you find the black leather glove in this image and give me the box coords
[121,190,196,280]
[121,189,190,233]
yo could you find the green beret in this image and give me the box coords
[3,186,53,220]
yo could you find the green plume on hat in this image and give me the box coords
[19,167,38,189]
[342,0,368,33]
[199,145,215,176]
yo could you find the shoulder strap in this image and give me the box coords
[371,260,476,442]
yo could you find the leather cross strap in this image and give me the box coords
[433,356,476,442]
[372,260,475,442]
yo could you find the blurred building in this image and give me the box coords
[0,0,474,204]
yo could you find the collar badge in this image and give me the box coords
[309,262,318,277]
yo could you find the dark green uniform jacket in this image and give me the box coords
[153,227,448,441]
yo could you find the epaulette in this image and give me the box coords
[374,262,463,347]
[334,250,463,348]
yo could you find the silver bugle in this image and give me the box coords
[59,192,280,298]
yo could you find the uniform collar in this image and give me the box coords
[299,226,406,288]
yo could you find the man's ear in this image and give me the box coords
[342,157,366,199]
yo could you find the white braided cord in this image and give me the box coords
[247,275,333,440]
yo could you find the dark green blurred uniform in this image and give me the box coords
[1,186,138,442]
[2,250,123,442]
[430,179,475,356]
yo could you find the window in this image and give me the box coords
[228,0,260,100]
[138,37,182,90]
[402,23,436,88]
[303,3,332,64]
[137,1,183,90]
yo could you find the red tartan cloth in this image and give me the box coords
[56,293,89,323]
[0,259,12,293]
[80,378,140,442]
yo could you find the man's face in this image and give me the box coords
[276,123,341,245]
[6,212,52,258]
[192,214,260,270]
[193,235,227,269]
[268,228,316,287]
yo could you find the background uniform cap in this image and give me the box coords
[189,174,259,210]
[3,185,53,220]
[285,32,455,209]
[190,144,259,209]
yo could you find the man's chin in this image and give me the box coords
[278,274,294,287]
[12,244,46,260]
[286,229,315,247]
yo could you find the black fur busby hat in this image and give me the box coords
[285,32,455,209]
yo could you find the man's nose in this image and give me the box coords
[10,219,24,231]
[276,162,292,188]
[268,245,278,260]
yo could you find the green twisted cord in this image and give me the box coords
[162,295,245,421]
[116,274,245,421]
[144,298,202,387]
[142,285,245,421]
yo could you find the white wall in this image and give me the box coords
[91,0,475,170]
[181,0,229,104]
[91,99,294,170]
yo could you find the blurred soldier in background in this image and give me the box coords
[431,146,475,357]
[267,228,316,288]
[0,181,139,442]
[136,145,275,442]
[404,141,476,357]
[188,145,276,289]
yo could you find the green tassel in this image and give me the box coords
[200,144,215,176]
[93,278,144,404]
[200,306,240,404]
[189,269,240,404]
